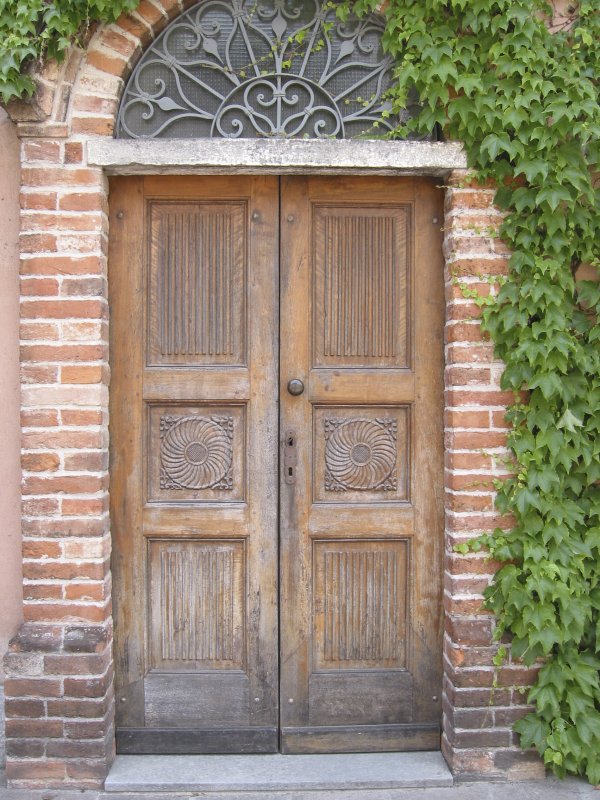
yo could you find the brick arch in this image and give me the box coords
[6,1,192,134]
[69,0,196,137]
[5,0,544,790]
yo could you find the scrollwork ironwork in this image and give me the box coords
[116,0,419,139]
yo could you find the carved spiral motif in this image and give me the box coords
[161,416,233,490]
[325,418,396,491]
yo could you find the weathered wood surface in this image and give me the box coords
[111,176,443,754]
[110,176,279,752]
[279,177,444,752]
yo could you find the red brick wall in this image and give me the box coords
[442,176,543,780]
[8,131,112,791]
[3,0,544,788]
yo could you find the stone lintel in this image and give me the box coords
[87,138,467,176]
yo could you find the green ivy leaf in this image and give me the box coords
[557,408,584,432]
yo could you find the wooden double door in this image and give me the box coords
[109,175,444,755]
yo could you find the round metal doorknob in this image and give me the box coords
[287,379,305,396]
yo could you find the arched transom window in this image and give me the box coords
[116,0,418,139]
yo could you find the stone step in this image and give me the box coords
[105,752,453,792]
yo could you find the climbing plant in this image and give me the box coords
[0,1,137,102]
[335,0,600,785]
[0,0,599,786]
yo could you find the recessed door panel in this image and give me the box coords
[148,201,247,367]
[312,205,409,368]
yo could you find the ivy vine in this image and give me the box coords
[337,0,599,785]
[1,0,600,786]
[0,1,137,103]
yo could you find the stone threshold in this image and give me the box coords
[104,752,452,792]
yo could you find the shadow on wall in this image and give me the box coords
[0,108,23,767]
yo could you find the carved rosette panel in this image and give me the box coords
[160,415,233,490]
[324,418,397,492]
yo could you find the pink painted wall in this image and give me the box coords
[0,108,23,677]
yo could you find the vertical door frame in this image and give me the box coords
[103,161,447,752]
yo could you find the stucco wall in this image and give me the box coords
[0,108,23,678]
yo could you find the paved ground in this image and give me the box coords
[0,773,597,800]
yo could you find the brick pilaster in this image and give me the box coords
[4,624,113,787]
[441,171,544,780]
[4,130,113,787]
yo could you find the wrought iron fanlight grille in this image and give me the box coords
[116,0,419,139]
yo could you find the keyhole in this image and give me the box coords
[284,430,297,485]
